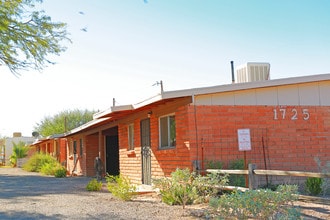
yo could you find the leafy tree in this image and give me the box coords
[34,109,97,137]
[0,0,70,75]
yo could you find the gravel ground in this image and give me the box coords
[1,168,330,220]
[0,168,202,220]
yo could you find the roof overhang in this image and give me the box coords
[31,133,64,146]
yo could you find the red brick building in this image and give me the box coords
[30,74,330,185]
[60,73,330,185]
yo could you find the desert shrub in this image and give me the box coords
[54,166,67,178]
[228,158,246,187]
[153,168,197,208]
[205,160,223,169]
[193,172,229,203]
[153,168,228,208]
[23,153,56,172]
[314,157,330,195]
[106,174,136,201]
[23,153,66,177]
[40,162,56,175]
[305,177,323,196]
[86,179,103,191]
[209,184,300,219]
[259,182,280,191]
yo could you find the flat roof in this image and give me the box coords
[162,73,330,100]
[94,73,330,119]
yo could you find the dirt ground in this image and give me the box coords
[0,168,329,219]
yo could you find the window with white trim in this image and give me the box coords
[159,115,176,149]
[128,123,134,150]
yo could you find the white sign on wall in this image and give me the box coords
[237,129,251,151]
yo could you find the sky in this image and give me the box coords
[0,0,329,137]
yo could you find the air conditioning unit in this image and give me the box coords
[236,62,270,83]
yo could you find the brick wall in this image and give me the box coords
[115,103,330,185]
[66,136,86,176]
[85,133,101,177]
[59,138,67,164]
[187,105,330,173]
[117,107,198,184]
[118,120,142,184]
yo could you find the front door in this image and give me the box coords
[140,118,151,185]
[106,135,119,176]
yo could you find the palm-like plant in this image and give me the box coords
[10,141,30,167]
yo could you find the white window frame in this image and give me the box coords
[128,123,134,150]
[159,114,176,149]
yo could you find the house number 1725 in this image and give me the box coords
[273,108,310,120]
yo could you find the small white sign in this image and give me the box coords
[237,129,251,151]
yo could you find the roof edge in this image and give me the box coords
[162,73,330,99]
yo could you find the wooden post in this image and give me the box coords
[248,163,257,190]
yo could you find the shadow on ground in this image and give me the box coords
[0,169,92,199]
[0,211,64,220]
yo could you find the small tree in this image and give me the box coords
[0,0,70,75]
[10,141,30,167]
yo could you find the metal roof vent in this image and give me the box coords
[236,62,270,83]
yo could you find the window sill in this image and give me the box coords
[158,147,175,151]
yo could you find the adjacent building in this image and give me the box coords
[4,132,35,166]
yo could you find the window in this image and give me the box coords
[128,124,134,150]
[159,115,176,149]
[73,140,77,154]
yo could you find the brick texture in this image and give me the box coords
[117,104,330,184]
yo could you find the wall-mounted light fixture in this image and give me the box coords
[147,111,152,118]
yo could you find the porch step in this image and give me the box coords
[135,184,155,194]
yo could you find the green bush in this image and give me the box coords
[314,157,330,196]
[54,166,67,178]
[23,153,56,172]
[205,160,223,169]
[305,177,323,196]
[193,172,229,203]
[40,162,57,175]
[23,153,67,177]
[153,168,228,208]
[228,159,246,187]
[153,168,198,207]
[209,184,300,219]
[86,179,103,191]
[106,174,136,201]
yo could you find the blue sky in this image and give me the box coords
[0,0,329,137]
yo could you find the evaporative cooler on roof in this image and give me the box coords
[236,62,270,83]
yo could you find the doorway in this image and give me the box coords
[140,118,151,185]
[105,134,119,176]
